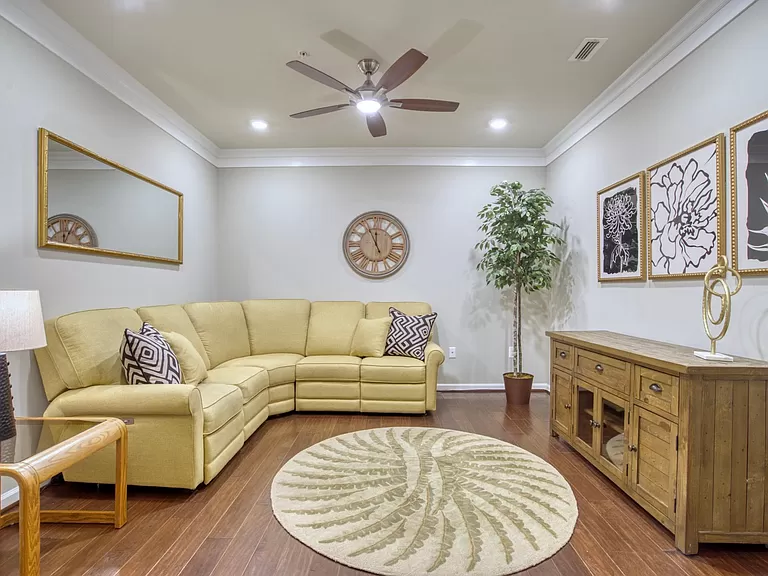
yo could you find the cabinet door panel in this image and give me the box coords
[597,389,629,484]
[573,379,598,457]
[551,369,573,439]
[630,406,678,520]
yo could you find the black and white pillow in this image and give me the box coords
[120,322,182,385]
[385,307,438,361]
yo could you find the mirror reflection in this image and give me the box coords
[39,130,183,264]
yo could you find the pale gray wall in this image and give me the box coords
[0,15,218,494]
[216,165,553,386]
[546,0,768,361]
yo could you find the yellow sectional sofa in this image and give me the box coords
[34,300,444,489]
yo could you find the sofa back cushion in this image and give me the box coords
[47,308,143,390]
[137,304,211,369]
[306,301,364,356]
[366,302,434,341]
[241,299,310,355]
[183,302,250,368]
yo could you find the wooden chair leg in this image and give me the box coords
[17,469,40,576]
[114,430,128,529]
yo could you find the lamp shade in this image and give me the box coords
[0,290,47,352]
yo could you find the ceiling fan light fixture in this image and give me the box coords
[356,99,382,115]
[489,118,508,130]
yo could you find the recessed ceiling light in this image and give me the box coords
[251,119,269,131]
[356,100,382,115]
[489,118,508,130]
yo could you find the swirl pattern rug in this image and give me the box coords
[271,427,578,575]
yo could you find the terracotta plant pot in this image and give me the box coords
[503,372,534,405]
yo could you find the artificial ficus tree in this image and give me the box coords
[476,181,563,375]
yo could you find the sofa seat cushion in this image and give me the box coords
[296,356,361,382]
[361,356,426,384]
[197,383,243,435]
[204,366,269,403]
[219,354,302,386]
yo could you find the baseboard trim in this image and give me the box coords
[1,486,19,509]
[438,383,550,393]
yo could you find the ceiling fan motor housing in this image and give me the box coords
[357,58,380,76]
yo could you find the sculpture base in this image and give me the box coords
[694,351,734,362]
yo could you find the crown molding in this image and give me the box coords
[217,147,547,168]
[0,0,219,165]
[1,0,754,169]
[543,0,757,165]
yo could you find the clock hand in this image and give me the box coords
[371,230,381,254]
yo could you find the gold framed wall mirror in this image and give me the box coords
[38,128,183,264]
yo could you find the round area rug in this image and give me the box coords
[271,427,578,575]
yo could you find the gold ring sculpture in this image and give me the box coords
[702,255,742,356]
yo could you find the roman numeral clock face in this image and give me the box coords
[344,211,410,279]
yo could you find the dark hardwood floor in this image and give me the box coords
[2,392,768,575]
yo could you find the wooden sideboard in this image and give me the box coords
[547,330,768,554]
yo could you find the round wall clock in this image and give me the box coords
[343,211,409,279]
[47,213,98,248]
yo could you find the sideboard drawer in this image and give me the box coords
[553,342,574,371]
[575,348,630,395]
[635,366,679,417]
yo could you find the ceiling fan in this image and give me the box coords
[286,48,460,138]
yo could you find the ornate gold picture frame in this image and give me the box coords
[596,172,646,282]
[646,134,725,280]
[730,108,768,276]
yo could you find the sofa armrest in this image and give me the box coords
[426,342,446,366]
[425,343,445,411]
[44,384,203,418]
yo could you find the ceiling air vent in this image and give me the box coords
[569,38,608,62]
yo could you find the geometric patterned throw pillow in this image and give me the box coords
[384,307,438,361]
[120,322,182,385]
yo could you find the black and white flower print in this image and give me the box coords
[602,187,639,275]
[651,155,718,276]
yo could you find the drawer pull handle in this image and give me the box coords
[649,383,663,393]
[564,403,572,409]
[628,444,637,452]
[559,351,567,359]
[595,364,604,373]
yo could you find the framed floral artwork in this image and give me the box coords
[597,172,645,282]
[731,109,768,275]
[646,134,725,279]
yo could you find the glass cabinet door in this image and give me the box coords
[573,380,597,455]
[597,390,628,483]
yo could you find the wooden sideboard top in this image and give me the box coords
[546,330,768,376]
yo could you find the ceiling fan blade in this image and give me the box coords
[286,60,355,95]
[390,99,460,112]
[375,48,428,92]
[427,19,483,67]
[290,103,351,119]
[320,29,388,68]
[366,112,387,138]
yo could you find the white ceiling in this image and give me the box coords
[41,0,699,149]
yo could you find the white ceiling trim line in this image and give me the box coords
[0,0,219,166]
[543,0,757,164]
[217,147,546,168]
